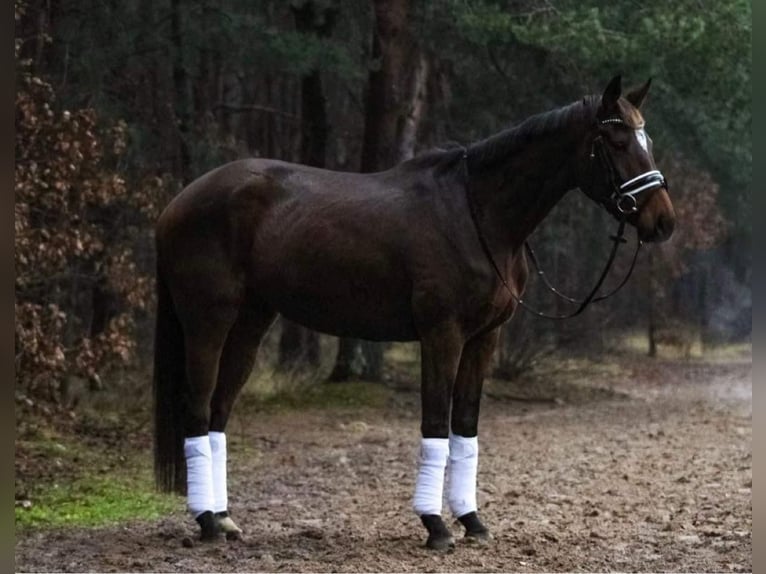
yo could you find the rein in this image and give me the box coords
[460,128,649,320]
[523,238,642,307]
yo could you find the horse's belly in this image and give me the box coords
[279,302,418,341]
[250,264,418,342]
[264,290,418,341]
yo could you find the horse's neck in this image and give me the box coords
[467,110,590,251]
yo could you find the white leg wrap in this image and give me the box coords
[184,435,215,518]
[209,431,228,513]
[448,433,478,518]
[412,438,449,516]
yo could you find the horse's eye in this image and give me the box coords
[611,139,628,150]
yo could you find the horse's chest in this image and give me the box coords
[464,257,527,334]
[463,290,517,336]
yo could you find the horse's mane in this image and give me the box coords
[398,146,464,171]
[467,96,600,173]
[399,95,600,175]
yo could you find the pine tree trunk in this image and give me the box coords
[330,0,422,383]
[171,0,191,183]
[329,338,359,382]
[397,52,429,160]
[648,251,658,357]
[279,321,320,367]
[277,0,337,371]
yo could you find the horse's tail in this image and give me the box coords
[153,269,187,494]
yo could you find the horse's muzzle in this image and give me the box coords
[639,212,675,243]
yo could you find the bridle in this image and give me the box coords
[462,115,668,320]
[590,117,668,216]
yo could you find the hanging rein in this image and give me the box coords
[462,116,668,320]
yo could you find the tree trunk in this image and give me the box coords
[397,52,429,160]
[328,338,360,382]
[279,321,320,368]
[278,0,337,371]
[359,0,414,171]
[647,251,658,357]
[331,0,425,383]
[171,0,192,183]
[698,262,709,351]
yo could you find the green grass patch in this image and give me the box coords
[250,380,392,412]
[16,474,181,530]
[612,330,751,362]
[16,429,182,531]
[701,341,752,361]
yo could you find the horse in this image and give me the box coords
[153,75,675,550]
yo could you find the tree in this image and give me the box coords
[329,0,430,382]
[14,0,750,398]
[14,43,164,402]
[644,154,727,354]
[277,1,339,371]
[425,0,749,367]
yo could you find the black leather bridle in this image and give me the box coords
[589,117,668,215]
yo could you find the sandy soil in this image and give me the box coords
[15,355,752,572]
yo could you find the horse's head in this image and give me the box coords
[578,75,676,243]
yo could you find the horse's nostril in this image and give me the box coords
[657,215,675,239]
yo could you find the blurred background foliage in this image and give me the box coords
[15,0,751,409]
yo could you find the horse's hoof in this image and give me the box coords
[464,530,493,544]
[421,514,455,551]
[426,533,456,551]
[458,511,492,544]
[215,511,244,541]
[196,510,221,542]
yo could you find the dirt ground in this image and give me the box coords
[15,353,752,573]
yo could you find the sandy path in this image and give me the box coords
[15,357,751,572]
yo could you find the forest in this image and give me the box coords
[15,0,751,402]
[14,1,752,570]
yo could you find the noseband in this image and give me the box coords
[590,117,668,215]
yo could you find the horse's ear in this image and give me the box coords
[625,78,652,109]
[601,74,622,111]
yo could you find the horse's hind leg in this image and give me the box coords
[179,303,239,541]
[449,327,500,543]
[209,301,277,540]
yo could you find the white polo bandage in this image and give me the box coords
[209,431,228,513]
[184,435,215,518]
[447,433,478,517]
[412,437,449,516]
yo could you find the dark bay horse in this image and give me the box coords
[154,76,675,549]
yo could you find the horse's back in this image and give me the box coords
[156,158,424,340]
[245,161,421,339]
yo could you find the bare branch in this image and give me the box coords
[213,102,300,121]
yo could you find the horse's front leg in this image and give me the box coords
[414,322,464,550]
[449,327,500,543]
